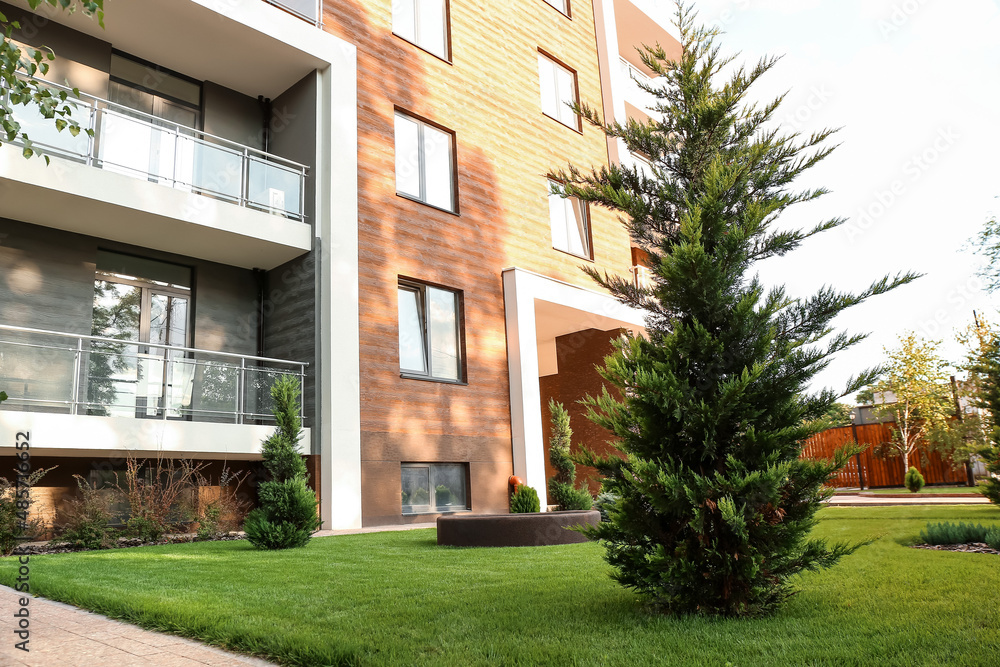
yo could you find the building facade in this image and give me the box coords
[0,0,679,529]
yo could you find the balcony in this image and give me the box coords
[6,76,307,221]
[0,324,306,425]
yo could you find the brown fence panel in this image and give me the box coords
[800,422,968,488]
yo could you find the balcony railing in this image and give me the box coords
[0,325,307,425]
[265,0,322,26]
[4,76,308,221]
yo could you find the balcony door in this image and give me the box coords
[88,252,193,419]
[99,52,202,188]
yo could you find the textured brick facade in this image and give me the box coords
[320,1,633,523]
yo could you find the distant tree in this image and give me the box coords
[868,333,953,475]
[1,0,103,160]
[965,327,1000,505]
[971,214,1000,293]
[546,400,593,511]
[808,402,854,431]
[551,2,915,616]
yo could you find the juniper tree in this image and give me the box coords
[968,335,1000,506]
[244,375,320,549]
[547,399,594,511]
[551,3,917,616]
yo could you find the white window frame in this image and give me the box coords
[538,51,580,130]
[401,463,470,514]
[547,180,591,259]
[397,279,464,383]
[542,0,569,16]
[394,111,457,212]
[392,0,450,60]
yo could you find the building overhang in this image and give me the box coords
[0,146,313,269]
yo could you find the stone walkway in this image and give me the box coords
[0,522,437,666]
[0,585,276,666]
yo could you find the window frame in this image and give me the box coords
[394,109,459,214]
[541,0,571,17]
[397,278,467,384]
[537,49,581,132]
[401,462,470,515]
[391,0,453,63]
[547,179,593,260]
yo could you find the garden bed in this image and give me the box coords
[912,542,999,556]
[9,532,246,556]
[437,510,600,547]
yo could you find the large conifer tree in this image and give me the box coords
[553,4,917,616]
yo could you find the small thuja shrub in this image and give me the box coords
[244,376,321,550]
[510,485,541,514]
[0,467,52,556]
[904,466,925,493]
[54,475,118,550]
[547,400,594,511]
[919,521,996,545]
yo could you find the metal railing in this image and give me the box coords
[3,76,308,221]
[0,324,307,425]
[265,0,322,26]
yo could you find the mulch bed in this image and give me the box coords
[10,533,246,556]
[911,542,1000,556]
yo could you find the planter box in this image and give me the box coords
[436,510,600,547]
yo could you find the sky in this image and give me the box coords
[632,0,1000,402]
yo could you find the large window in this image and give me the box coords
[548,180,591,258]
[538,52,579,130]
[398,280,463,382]
[394,111,456,212]
[393,0,449,60]
[401,463,469,514]
[88,251,193,418]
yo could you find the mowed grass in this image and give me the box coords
[2,506,999,666]
[862,485,985,495]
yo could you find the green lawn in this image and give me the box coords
[3,506,999,666]
[861,485,985,495]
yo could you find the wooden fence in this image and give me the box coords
[799,422,968,488]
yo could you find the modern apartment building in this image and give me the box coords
[0,0,679,530]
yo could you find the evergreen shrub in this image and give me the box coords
[547,400,593,511]
[919,521,997,545]
[904,467,925,493]
[510,485,541,514]
[245,376,320,550]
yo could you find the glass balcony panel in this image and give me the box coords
[247,157,302,217]
[0,332,76,413]
[243,367,295,421]
[11,96,92,159]
[189,138,244,203]
[189,358,240,423]
[268,0,319,24]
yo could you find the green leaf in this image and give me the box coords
[68,124,80,137]
[22,146,33,159]
[54,118,67,132]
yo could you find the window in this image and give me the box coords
[394,111,456,212]
[89,251,193,418]
[393,0,449,60]
[402,463,469,514]
[543,0,569,16]
[538,52,579,130]
[398,280,463,382]
[548,180,591,258]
